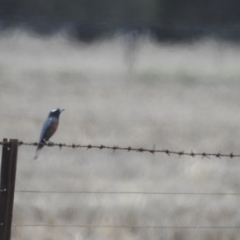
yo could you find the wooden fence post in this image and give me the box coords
[0,139,19,240]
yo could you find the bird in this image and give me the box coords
[34,108,64,160]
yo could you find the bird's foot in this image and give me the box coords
[43,139,54,147]
[48,141,54,147]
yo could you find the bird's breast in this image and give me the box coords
[44,120,59,141]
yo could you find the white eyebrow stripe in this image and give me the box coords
[51,108,58,112]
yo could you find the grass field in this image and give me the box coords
[1,30,240,239]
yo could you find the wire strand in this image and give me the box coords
[14,190,240,196]
[12,224,240,229]
[1,141,239,159]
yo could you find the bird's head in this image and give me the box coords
[49,108,64,118]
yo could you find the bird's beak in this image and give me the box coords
[60,109,65,112]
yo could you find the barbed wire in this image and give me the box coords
[2,140,239,233]
[0,141,239,159]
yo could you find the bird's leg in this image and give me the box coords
[47,141,54,147]
[43,139,54,147]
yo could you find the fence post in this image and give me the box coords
[0,139,19,240]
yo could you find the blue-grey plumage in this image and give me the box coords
[34,108,64,160]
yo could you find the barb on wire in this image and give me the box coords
[0,141,240,159]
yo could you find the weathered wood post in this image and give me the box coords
[0,139,19,240]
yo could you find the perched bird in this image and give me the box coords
[34,108,64,160]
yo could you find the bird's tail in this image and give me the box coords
[34,143,43,160]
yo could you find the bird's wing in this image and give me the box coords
[39,117,53,142]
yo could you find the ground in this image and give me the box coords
[0,30,240,239]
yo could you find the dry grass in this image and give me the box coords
[1,30,240,239]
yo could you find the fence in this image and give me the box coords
[1,138,240,240]
[0,139,18,240]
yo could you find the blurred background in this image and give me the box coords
[1,1,240,240]
[1,0,240,42]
